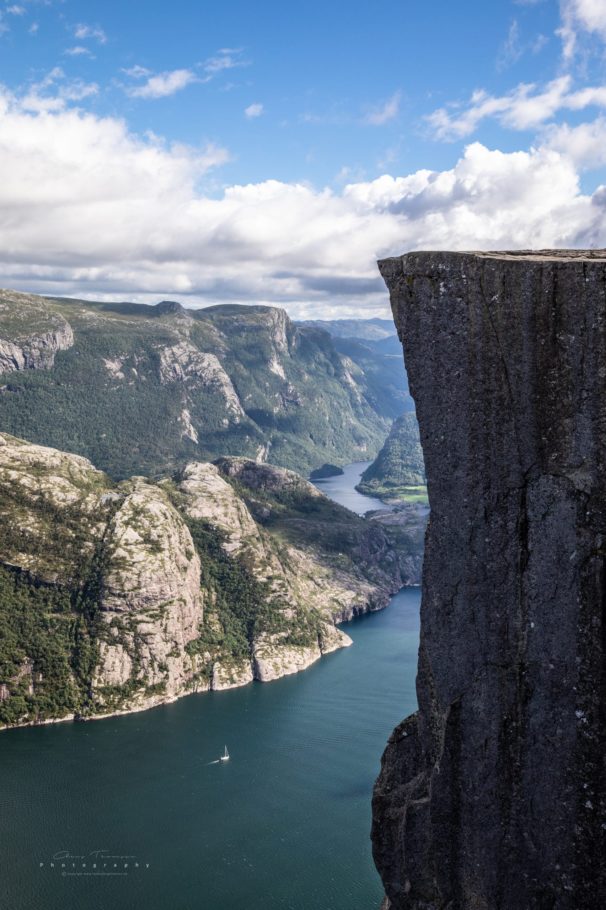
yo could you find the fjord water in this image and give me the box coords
[312,460,393,515]
[0,467,420,910]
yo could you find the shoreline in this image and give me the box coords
[0,581,409,733]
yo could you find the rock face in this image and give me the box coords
[0,434,421,729]
[0,290,73,373]
[157,342,244,421]
[96,480,203,707]
[372,251,606,909]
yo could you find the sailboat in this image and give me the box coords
[219,745,230,762]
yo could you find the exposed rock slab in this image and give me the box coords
[97,480,203,703]
[0,435,418,728]
[372,251,606,910]
[157,341,244,420]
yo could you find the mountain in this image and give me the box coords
[300,316,412,423]
[300,317,396,341]
[357,413,426,502]
[0,433,422,728]
[0,290,410,481]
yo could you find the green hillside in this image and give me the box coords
[356,412,427,503]
[0,291,411,480]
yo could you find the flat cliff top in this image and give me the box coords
[379,248,606,269]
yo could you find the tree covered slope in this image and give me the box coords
[0,291,410,480]
[0,434,422,727]
[357,412,426,502]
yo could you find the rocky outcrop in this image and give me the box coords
[157,342,244,420]
[176,458,389,677]
[210,455,418,609]
[0,436,419,729]
[0,434,206,718]
[95,480,203,708]
[0,290,73,373]
[179,461,262,552]
[252,626,352,683]
[372,251,606,909]
[215,456,324,500]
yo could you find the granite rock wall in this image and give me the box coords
[372,251,606,909]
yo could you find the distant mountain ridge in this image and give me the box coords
[0,291,411,480]
[300,317,396,341]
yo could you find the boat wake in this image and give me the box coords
[207,746,230,766]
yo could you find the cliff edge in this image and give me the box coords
[372,251,606,909]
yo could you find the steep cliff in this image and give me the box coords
[0,434,420,728]
[0,290,74,372]
[372,251,606,909]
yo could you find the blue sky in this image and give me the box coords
[1,0,606,316]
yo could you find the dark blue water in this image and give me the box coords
[0,469,420,910]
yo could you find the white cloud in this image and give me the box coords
[0,87,604,318]
[29,22,38,35]
[497,20,523,71]
[123,65,151,79]
[427,76,606,139]
[64,46,93,57]
[244,102,263,119]
[364,91,401,126]
[543,116,606,168]
[202,48,247,78]
[74,23,107,45]
[532,33,549,53]
[122,50,247,101]
[559,0,606,59]
[128,69,197,100]
[17,68,98,113]
[6,5,25,15]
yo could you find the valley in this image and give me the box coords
[0,291,410,481]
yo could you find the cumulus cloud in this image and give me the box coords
[244,102,263,118]
[427,76,606,139]
[559,0,606,59]
[364,91,401,126]
[0,87,604,318]
[128,68,197,99]
[543,116,606,168]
